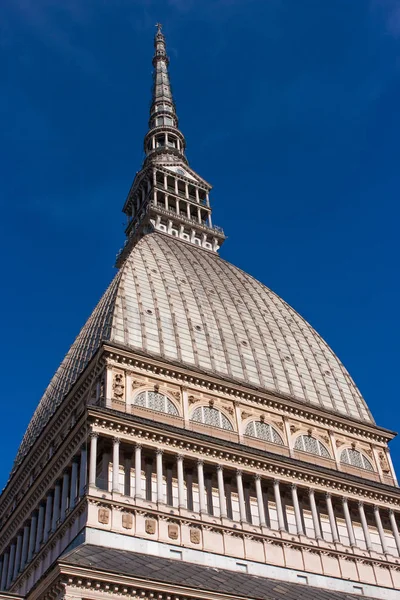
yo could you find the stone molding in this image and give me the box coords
[88,412,400,508]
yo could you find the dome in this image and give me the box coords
[14,232,372,469]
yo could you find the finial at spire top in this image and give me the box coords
[155,22,163,34]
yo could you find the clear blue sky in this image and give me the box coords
[1,0,399,489]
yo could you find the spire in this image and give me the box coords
[117,27,225,266]
[144,24,187,165]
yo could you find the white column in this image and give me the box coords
[389,510,400,555]
[60,471,70,522]
[43,493,53,543]
[20,524,29,570]
[79,447,87,498]
[1,552,9,590]
[291,484,304,535]
[342,497,356,547]
[273,480,285,531]
[236,470,247,523]
[35,504,45,552]
[177,455,185,509]
[358,502,372,551]
[112,438,121,493]
[51,483,61,532]
[374,505,389,555]
[156,449,164,504]
[135,444,142,499]
[197,460,206,515]
[70,459,79,507]
[89,433,98,488]
[28,513,37,561]
[255,475,266,527]
[217,466,227,519]
[13,535,22,579]
[6,543,15,587]
[309,489,322,540]
[326,493,340,543]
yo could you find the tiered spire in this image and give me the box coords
[144,23,187,165]
[117,25,225,266]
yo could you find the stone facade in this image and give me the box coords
[1,24,399,600]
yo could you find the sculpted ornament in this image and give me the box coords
[113,373,125,399]
[122,513,133,529]
[98,508,110,524]
[190,528,201,544]
[168,524,179,540]
[379,452,390,474]
[145,519,156,535]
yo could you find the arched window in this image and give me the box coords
[191,406,233,431]
[244,421,283,445]
[294,435,331,458]
[340,448,374,471]
[134,391,178,416]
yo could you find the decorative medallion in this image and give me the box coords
[122,513,133,529]
[168,524,179,540]
[190,528,201,544]
[145,519,156,534]
[98,508,110,524]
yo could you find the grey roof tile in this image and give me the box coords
[60,543,379,600]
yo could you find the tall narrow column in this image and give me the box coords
[13,535,22,580]
[112,438,121,493]
[217,466,227,519]
[309,489,322,540]
[197,460,206,515]
[35,504,45,553]
[88,433,98,488]
[0,552,9,590]
[374,505,389,555]
[70,459,79,508]
[135,444,142,499]
[326,493,339,543]
[389,510,400,556]
[291,484,304,535]
[43,493,53,543]
[254,475,266,527]
[156,449,164,504]
[124,451,133,497]
[236,470,247,523]
[273,480,286,531]
[28,513,37,561]
[20,524,29,570]
[6,543,15,588]
[79,447,87,498]
[177,455,185,509]
[342,498,356,548]
[358,502,372,551]
[51,483,61,532]
[60,470,70,522]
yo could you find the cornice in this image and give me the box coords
[88,407,400,508]
[87,498,400,570]
[0,419,88,552]
[101,344,395,444]
[0,356,105,518]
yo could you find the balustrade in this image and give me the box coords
[1,429,400,593]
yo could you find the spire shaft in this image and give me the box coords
[144,25,186,164]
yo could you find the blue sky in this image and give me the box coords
[1,0,400,488]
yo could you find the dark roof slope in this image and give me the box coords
[61,544,377,600]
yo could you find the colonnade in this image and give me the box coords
[89,434,400,558]
[0,447,87,591]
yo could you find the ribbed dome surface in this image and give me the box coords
[14,232,372,470]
